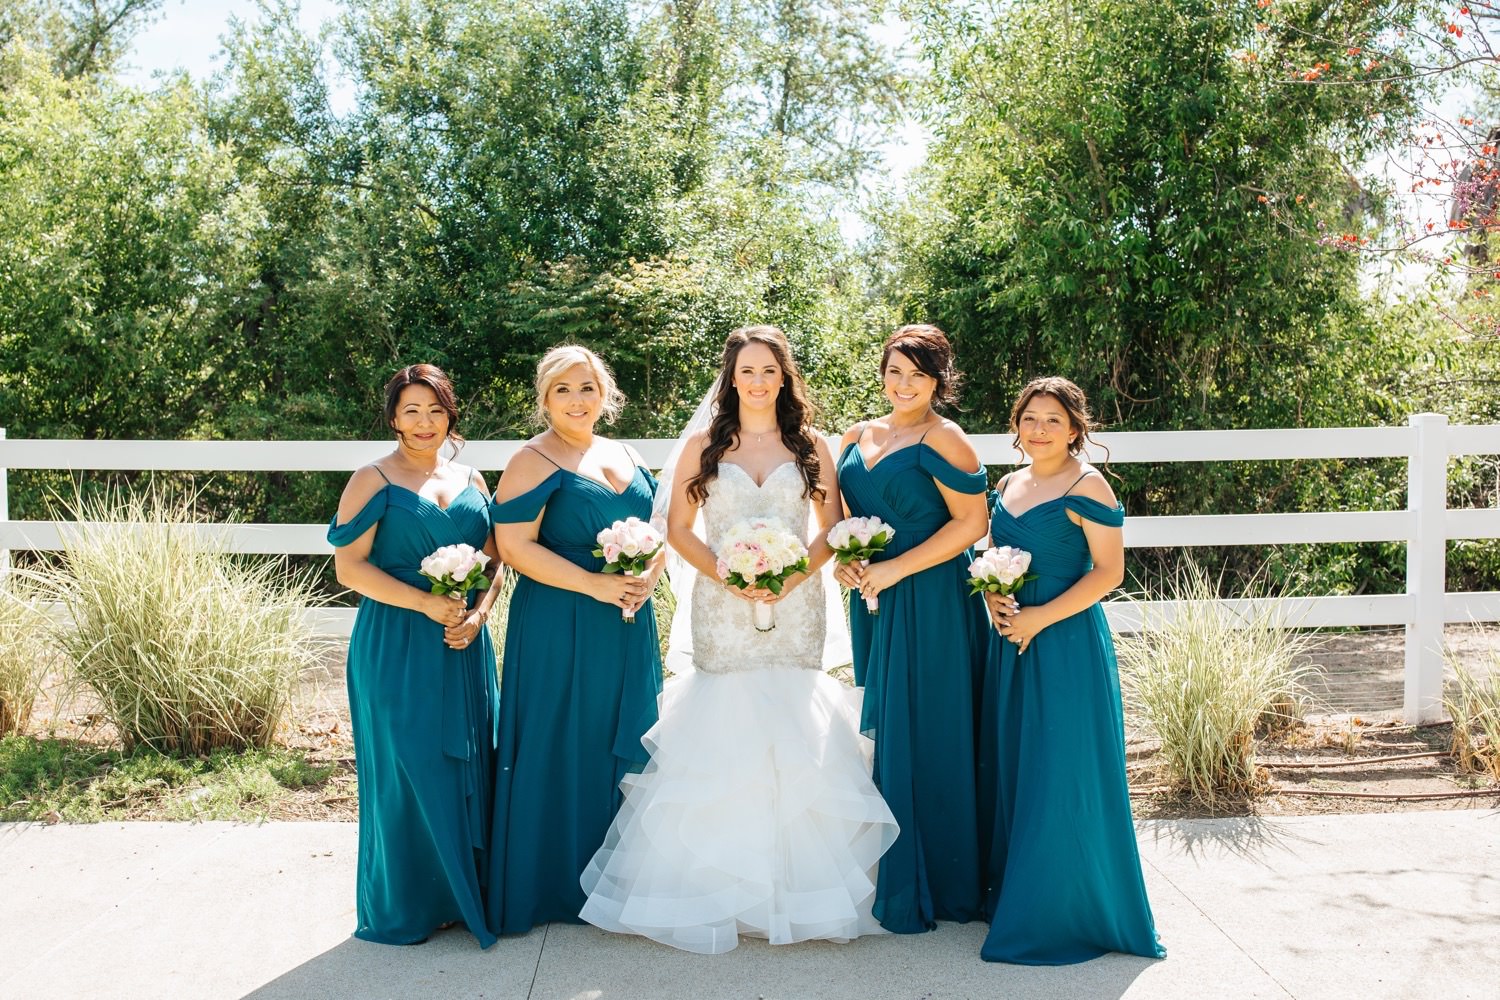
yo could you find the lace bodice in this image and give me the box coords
[690,462,826,673]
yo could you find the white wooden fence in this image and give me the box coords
[2,414,1499,724]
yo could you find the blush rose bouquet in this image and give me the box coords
[420,544,493,600]
[593,516,665,623]
[967,545,1034,598]
[826,515,896,614]
[715,518,810,632]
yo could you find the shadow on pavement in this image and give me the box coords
[242,920,1156,1000]
[1140,815,1313,862]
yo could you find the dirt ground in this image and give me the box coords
[23,624,1500,821]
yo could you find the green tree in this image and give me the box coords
[901,0,1421,434]
[893,0,1453,596]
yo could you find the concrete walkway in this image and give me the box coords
[1,811,1496,1000]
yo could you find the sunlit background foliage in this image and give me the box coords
[1,0,1497,598]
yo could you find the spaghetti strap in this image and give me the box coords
[1062,470,1091,496]
[468,465,490,500]
[370,464,392,484]
[522,445,565,471]
[917,424,936,446]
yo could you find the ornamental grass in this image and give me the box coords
[0,574,56,735]
[486,567,518,666]
[1446,639,1500,783]
[1117,564,1317,806]
[47,490,329,755]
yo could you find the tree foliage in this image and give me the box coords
[0,0,1493,597]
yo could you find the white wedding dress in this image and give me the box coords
[579,461,899,954]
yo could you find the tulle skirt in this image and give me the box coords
[580,666,899,954]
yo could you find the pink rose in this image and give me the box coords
[603,542,623,563]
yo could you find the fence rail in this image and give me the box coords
[3,414,1499,723]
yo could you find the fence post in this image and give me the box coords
[0,427,8,581]
[1405,413,1448,724]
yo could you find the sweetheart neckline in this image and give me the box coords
[719,460,798,490]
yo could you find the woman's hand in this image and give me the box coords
[983,591,1021,634]
[994,603,1046,655]
[591,571,651,610]
[761,570,809,604]
[725,581,774,602]
[423,593,470,628]
[626,551,669,615]
[857,560,906,602]
[444,609,487,650]
[833,561,864,590]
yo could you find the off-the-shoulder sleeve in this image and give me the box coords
[1063,495,1125,527]
[918,446,988,494]
[327,488,388,547]
[490,470,564,524]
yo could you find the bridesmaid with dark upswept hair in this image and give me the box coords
[835,324,991,933]
[328,364,502,948]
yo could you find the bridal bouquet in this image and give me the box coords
[715,518,810,632]
[420,543,492,598]
[827,516,896,615]
[967,545,1034,598]
[593,516,665,623]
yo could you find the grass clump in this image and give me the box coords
[0,733,335,822]
[1117,563,1318,805]
[485,566,519,663]
[1446,641,1500,783]
[47,489,330,755]
[0,575,58,735]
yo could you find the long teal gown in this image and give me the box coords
[326,473,499,949]
[979,489,1165,964]
[837,440,991,933]
[486,462,663,935]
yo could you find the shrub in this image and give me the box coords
[47,491,329,755]
[1117,563,1318,805]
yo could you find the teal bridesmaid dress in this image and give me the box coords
[979,486,1165,964]
[486,458,663,935]
[326,470,499,948]
[837,438,991,933]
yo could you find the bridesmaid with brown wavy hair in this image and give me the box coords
[578,325,897,954]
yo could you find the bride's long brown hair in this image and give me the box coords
[685,325,825,505]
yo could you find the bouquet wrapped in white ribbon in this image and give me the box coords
[715,518,810,632]
[827,515,896,615]
[593,516,665,623]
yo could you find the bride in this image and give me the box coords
[579,325,899,954]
